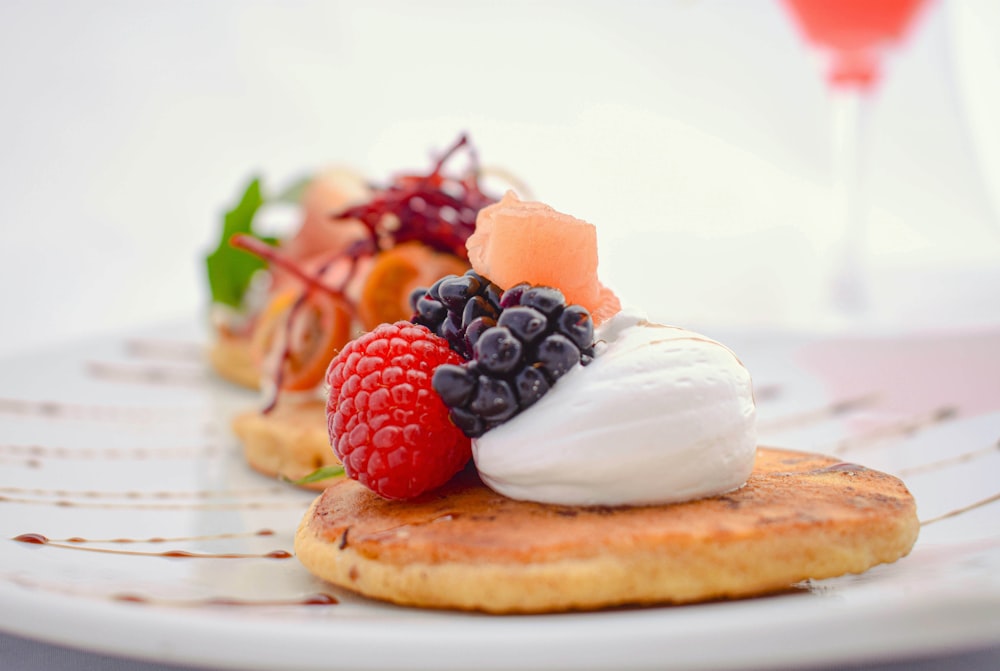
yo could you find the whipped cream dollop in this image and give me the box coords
[472,310,757,506]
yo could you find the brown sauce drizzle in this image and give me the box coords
[0,443,227,461]
[22,529,275,544]
[0,341,324,610]
[7,575,337,608]
[833,406,958,455]
[0,398,198,423]
[757,394,880,433]
[0,485,287,500]
[1,495,309,511]
[4,329,996,614]
[0,456,41,469]
[124,339,205,363]
[13,533,292,559]
[86,361,210,388]
[112,593,338,607]
[898,439,1000,477]
[920,491,1000,527]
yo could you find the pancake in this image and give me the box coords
[294,447,918,613]
[233,400,342,488]
[207,331,259,390]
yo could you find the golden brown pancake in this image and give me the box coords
[212,329,342,488]
[233,400,342,489]
[294,447,919,613]
[207,331,259,390]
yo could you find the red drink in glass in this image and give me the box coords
[783,0,927,88]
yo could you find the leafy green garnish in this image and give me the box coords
[285,465,346,486]
[205,178,277,308]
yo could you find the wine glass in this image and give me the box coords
[781,0,929,321]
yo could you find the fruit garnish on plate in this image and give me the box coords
[319,192,619,495]
[204,170,370,389]
[220,134,499,400]
[206,135,505,486]
[293,192,918,614]
[358,242,468,330]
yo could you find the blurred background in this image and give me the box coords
[1,0,999,357]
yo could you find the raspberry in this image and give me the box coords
[325,321,471,499]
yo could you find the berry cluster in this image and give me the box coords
[324,277,596,500]
[409,270,504,359]
[428,283,595,438]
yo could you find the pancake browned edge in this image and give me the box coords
[294,447,919,613]
[207,331,260,390]
[233,400,343,489]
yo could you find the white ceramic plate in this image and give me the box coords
[1,320,998,671]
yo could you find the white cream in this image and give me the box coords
[471,310,757,506]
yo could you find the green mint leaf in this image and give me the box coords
[285,465,346,485]
[205,178,268,308]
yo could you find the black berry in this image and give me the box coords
[431,280,596,437]
[474,327,523,375]
[557,304,594,350]
[497,306,548,344]
[411,270,503,359]
[514,366,550,408]
[431,364,477,407]
[519,286,565,316]
[468,376,518,421]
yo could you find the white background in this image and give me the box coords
[1,0,999,357]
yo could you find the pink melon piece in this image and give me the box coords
[467,191,621,324]
[284,167,372,263]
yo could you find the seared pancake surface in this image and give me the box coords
[294,447,919,612]
[207,332,259,390]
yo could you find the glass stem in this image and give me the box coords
[829,86,871,318]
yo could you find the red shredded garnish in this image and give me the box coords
[332,134,496,260]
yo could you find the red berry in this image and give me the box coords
[324,321,471,499]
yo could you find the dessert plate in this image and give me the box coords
[0,319,998,671]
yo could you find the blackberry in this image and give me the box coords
[432,283,596,437]
[410,270,503,359]
[502,284,596,363]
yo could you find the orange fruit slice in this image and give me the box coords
[357,242,469,330]
[251,287,353,392]
[281,292,353,391]
[467,191,620,324]
[249,289,298,370]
